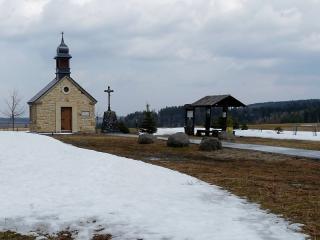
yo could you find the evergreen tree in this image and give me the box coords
[140,104,157,134]
[241,123,248,130]
[118,121,130,134]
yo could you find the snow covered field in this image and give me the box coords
[236,129,320,141]
[156,127,320,141]
[0,132,306,240]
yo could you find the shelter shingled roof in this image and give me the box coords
[28,76,97,104]
[191,95,246,108]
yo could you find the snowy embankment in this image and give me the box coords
[0,132,306,240]
[236,129,320,141]
[156,127,320,141]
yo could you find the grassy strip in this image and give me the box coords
[0,231,35,240]
[248,123,319,132]
[233,136,320,151]
[0,231,111,240]
[55,134,320,239]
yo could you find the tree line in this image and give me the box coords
[122,99,320,128]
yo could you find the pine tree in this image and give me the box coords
[118,121,130,134]
[140,104,157,134]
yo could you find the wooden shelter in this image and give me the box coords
[184,95,246,136]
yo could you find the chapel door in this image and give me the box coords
[61,107,72,131]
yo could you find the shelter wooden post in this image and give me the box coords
[222,106,228,131]
[205,106,211,136]
[184,104,195,135]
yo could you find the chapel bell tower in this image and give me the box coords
[54,32,72,80]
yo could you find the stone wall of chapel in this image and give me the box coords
[30,78,95,133]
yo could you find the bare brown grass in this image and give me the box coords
[0,231,111,240]
[249,123,319,132]
[0,231,35,240]
[55,134,320,239]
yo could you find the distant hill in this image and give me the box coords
[248,99,320,109]
[237,99,320,124]
[0,117,29,128]
[123,99,320,128]
[0,117,29,123]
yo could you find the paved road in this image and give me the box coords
[192,139,320,160]
[112,134,320,160]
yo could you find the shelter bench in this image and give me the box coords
[196,129,220,137]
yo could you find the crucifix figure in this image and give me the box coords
[104,86,114,111]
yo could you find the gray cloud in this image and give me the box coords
[0,0,319,116]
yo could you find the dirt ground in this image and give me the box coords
[54,134,320,239]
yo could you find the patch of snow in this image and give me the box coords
[0,132,307,240]
[155,127,186,135]
[155,127,320,142]
[235,129,320,141]
[148,157,161,161]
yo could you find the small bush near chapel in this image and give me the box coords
[118,121,130,134]
[140,104,157,134]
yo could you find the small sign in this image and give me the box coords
[187,111,194,118]
[81,111,90,117]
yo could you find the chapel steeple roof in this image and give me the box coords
[54,32,72,80]
[55,32,72,59]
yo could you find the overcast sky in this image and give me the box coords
[0,0,320,116]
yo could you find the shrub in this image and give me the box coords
[274,126,283,134]
[212,116,237,129]
[226,116,233,128]
[140,104,157,134]
[233,120,240,129]
[118,121,130,134]
[241,123,248,130]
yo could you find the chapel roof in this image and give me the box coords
[28,76,97,104]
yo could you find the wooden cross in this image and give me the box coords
[104,86,114,111]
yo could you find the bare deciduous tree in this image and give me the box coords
[1,90,25,131]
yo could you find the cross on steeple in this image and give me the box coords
[104,86,114,111]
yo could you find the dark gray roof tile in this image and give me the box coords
[191,95,246,107]
[28,78,58,104]
[28,76,97,104]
